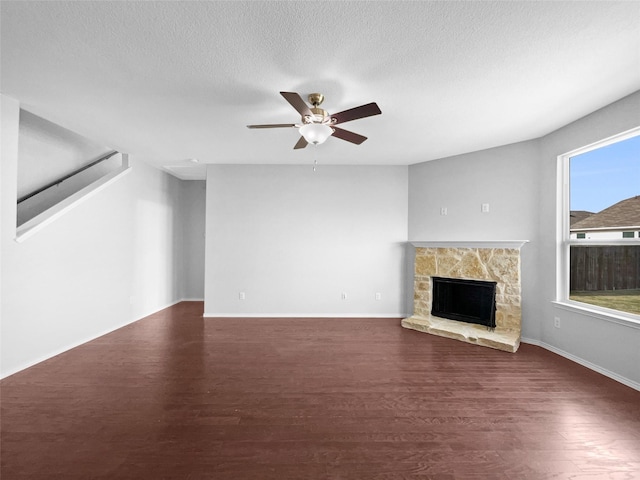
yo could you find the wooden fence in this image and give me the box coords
[570,245,640,291]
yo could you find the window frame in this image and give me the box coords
[556,126,640,326]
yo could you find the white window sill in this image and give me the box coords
[552,300,640,330]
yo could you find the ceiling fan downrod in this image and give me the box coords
[307,93,330,124]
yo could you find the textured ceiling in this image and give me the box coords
[2,1,639,179]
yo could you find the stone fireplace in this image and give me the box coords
[402,241,527,353]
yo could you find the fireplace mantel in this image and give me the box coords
[410,240,528,250]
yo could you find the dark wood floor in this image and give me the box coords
[1,301,639,479]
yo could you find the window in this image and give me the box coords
[559,128,640,319]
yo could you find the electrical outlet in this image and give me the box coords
[481,203,490,213]
[375,292,381,301]
[341,292,347,300]
[554,317,560,328]
[239,292,246,300]
[440,207,448,216]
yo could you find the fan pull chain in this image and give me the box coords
[313,146,318,172]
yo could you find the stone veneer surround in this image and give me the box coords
[402,241,527,353]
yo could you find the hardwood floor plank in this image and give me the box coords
[2,301,639,479]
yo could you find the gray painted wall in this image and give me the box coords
[408,90,640,387]
[408,140,542,340]
[17,109,113,198]
[180,180,206,300]
[204,165,408,316]
[538,91,640,386]
[1,94,188,377]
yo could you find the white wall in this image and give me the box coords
[408,140,542,340]
[1,94,187,378]
[204,165,408,316]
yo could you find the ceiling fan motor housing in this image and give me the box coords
[306,106,332,125]
[308,93,324,106]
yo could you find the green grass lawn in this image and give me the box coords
[570,289,640,315]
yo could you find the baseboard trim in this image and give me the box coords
[1,319,139,380]
[9,307,634,392]
[521,337,640,392]
[1,298,183,380]
[203,313,407,319]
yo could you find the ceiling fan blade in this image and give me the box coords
[247,124,296,129]
[331,127,367,145]
[280,92,313,117]
[293,136,308,149]
[331,102,381,125]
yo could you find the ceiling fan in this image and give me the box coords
[247,92,382,149]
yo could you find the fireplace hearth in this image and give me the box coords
[402,241,527,353]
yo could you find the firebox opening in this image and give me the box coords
[431,277,497,329]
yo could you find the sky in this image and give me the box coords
[570,134,640,213]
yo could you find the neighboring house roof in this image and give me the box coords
[570,210,594,226]
[571,196,640,231]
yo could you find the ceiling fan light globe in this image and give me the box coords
[299,123,333,145]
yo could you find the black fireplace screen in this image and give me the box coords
[431,277,497,328]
